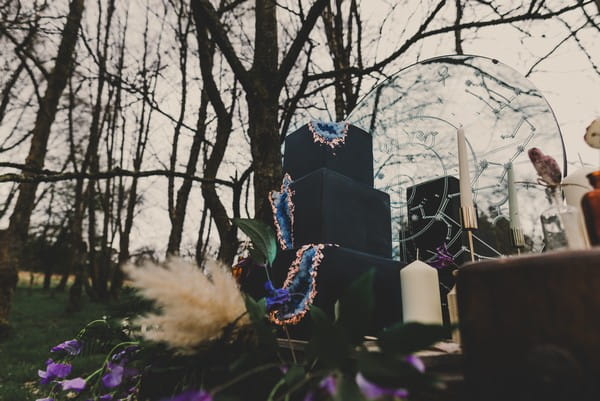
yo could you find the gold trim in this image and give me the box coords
[460,206,478,230]
[510,227,525,248]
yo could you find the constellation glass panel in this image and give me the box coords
[348,55,565,263]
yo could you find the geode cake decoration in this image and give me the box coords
[269,243,336,325]
[269,174,295,250]
[308,120,349,150]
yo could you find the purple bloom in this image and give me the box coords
[303,375,337,401]
[162,389,212,401]
[102,363,125,388]
[302,391,315,401]
[319,375,337,396]
[51,339,82,356]
[102,361,138,389]
[356,373,409,400]
[405,354,425,373]
[264,280,291,310]
[99,395,113,401]
[38,360,72,384]
[61,377,86,392]
[111,345,139,363]
[430,244,454,269]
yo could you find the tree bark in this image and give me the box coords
[247,94,281,224]
[166,92,209,256]
[0,0,84,332]
[190,0,327,226]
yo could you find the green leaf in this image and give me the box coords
[334,374,367,401]
[244,296,277,351]
[337,269,375,345]
[233,218,278,265]
[307,306,351,369]
[266,366,305,401]
[377,322,448,356]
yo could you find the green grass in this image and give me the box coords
[0,286,110,401]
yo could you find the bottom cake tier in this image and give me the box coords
[242,246,405,338]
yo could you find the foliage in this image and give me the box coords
[30,273,447,400]
[0,286,111,401]
[25,220,447,400]
[232,218,278,266]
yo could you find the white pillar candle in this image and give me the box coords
[400,260,443,325]
[457,127,473,208]
[507,163,521,230]
[563,167,594,248]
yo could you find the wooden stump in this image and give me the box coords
[456,249,600,401]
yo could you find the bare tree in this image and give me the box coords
[0,0,85,332]
[191,0,329,224]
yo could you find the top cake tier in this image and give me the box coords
[283,121,374,187]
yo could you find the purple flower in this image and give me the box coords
[319,375,337,396]
[302,391,315,401]
[356,373,409,400]
[111,345,139,363]
[102,361,139,389]
[162,389,212,401]
[51,339,82,356]
[303,374,337,401]
[99,395,113,401]
[405,354,425,373]
[35,398,54,401]
[264,280,291,310]
[38,360,72,384]
[430,244,454,269]
[60,377,86,392]
[102,363,125,388]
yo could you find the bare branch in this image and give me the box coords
[190,0,253,92]
[0,163,234,187]
[308,1,592,81]
[277,0,328,89]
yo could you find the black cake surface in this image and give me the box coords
[243,246,403,337]
[290,168,392,258]
[283,123,374,187]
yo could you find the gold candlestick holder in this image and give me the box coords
[460,206,478,262]
[510,227,525,255]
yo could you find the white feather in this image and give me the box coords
[124,258,249,354]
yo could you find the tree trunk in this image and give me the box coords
[166,93,209,256]
[195,204,209,266]
[247,95,282,225]
[0,0,84,332]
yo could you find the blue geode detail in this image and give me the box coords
[270,244,327,325]
[309,120,348,149]
[269,174,294,249]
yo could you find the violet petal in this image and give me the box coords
[61,377,86,392]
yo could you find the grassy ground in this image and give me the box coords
[0,279,110,401]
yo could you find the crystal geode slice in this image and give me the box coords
[269,174,295,250]
[269,244,330,325]
[308,120,349,149]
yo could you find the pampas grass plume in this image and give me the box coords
[124,258,249,354]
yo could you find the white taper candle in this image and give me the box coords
[457,127,473,208]
[507,163,521,230]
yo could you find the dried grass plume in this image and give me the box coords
[124,258,249,354]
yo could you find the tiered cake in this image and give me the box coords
[267,121,405,334]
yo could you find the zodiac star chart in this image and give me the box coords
[348,55,566,264]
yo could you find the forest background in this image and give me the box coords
[0,0,599,329]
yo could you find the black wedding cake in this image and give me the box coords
[262,120,405,335]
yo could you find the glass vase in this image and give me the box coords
[581,170,600,246]
[540,187,586,251]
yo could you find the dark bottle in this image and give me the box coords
[581,170,600,246]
